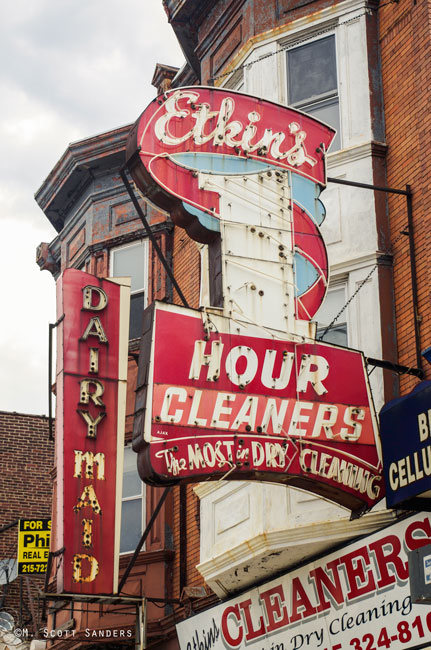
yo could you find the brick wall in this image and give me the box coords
[170,224,210,598]
[379,0,431,392]
[0,411,53,631]
[172,226,201,308]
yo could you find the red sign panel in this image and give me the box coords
[127,86,335,243]
[55,269,130,594]
[133,303,384,514]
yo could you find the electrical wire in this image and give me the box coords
[209,8,372,84]
[317,263,378,340]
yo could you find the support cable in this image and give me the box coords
[118,487,171,594]
[320,178,422,377]
[120,167,189,309]
[209,7,372,84]
[317,264,378,341]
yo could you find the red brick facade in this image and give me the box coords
[379,0,431,392]
[0,411,53,634]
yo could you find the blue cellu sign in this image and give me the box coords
[380,381,431,507]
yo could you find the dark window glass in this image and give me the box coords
[122,445,142,499]
[305,98,341,151]
[120,447,144,554]
[111,240,147,340]
[288,36,337,106]
[287,36,340,151]
[316,287,348,346]
[129,292,146,340]
[317,323,348,346]
[120,499,142,554]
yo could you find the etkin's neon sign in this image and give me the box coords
[128,86,334,324]
[54,269,129,594]
[126,86,335,242]
[129,87,384,514]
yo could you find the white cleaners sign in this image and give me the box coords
[176,513,431,650]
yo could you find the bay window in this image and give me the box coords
[286,35,341,151]
[120,446,145,554]
[110,239,148,340]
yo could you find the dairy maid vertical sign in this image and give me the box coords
[54,269,130,594]
[129,87,384,514]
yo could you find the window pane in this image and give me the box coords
[112,242,146,293]
[120,499,142,553]
[315,287,345,326]
[317,323,348,346]
[122,447,142,498]
[288,36,337,106]
[305,99,341,151]
[129,292,146,340]
[315,287,347,346]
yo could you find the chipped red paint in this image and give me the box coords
[127,86,335,244]
[56,269,129,594]
[134,302,384,514]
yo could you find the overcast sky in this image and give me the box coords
[0,0,184,415]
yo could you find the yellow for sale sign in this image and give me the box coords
[17,519,51,574]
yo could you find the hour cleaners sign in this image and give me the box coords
[176,513,431,650]
[133,302,383,514]
[54,269,130,594]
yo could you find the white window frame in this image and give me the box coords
[110,239,149,340]
[120,445,146,555]
[224,68,245,91]
[109,239,148,298]
[282,30,341,151]
[316,281,348,346]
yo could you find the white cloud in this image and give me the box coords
[0,0,184,414]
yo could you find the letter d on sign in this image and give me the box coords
[82,285,108,311]
[72,554,99,583]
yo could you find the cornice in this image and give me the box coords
[327,140,387,168]
[197,509,397,595]
[330,250,392,273]
[50,182,127,244]
[35,124,131,232]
